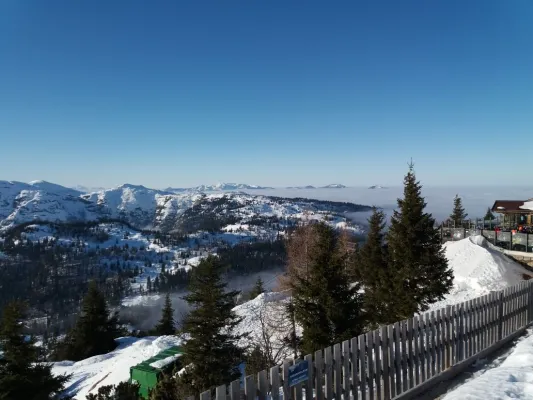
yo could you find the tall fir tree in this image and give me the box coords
[54,282,121,361]
[154,293,175,335]
[355,208,395,327]
[0,301,70,400]
[289,222,364,355]
[248,277,265,299]
[386,163,454,320]
[178,256,244,395]
[484,207,495,221]
[450,194,468,227]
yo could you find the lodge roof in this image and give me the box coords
[491,200,531,213]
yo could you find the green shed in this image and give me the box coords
[130,346,183,399]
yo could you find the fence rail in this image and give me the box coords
[440,227,533,253]
[189,280,533,400]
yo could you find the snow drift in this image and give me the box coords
[428,235,533,311]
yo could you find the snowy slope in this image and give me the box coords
[53,292,293,398]
[428,236,533,312]
[443,329,533,400]
[52,336,181,399]
[0,180,97,229]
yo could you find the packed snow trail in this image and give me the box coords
[443,329,533,399]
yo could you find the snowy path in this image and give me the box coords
[443,329,533,399]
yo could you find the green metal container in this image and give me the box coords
[130,346,183,399]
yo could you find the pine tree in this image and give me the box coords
[178,256,244,395]
[484,207,495,221]
[248,277,265,299]
[450,194,468,227]
[355,207,394,327]
[244,346,269,376]
[154,293,175,335]
[289,222,364,355]
[54,282,121,361]
[0,301,70,400]
[86,381,141,400]
[386,163,454,320]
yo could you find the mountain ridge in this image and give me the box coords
[0,180,371,233]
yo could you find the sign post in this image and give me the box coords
[288,360,309,387]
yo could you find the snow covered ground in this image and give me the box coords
[52,335,181,399]
[443,329,533,399]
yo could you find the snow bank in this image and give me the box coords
[52,335,181,399]
[428,236,533,311]
[149,354,181,369]
[443,329,533,399]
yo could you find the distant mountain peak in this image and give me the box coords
[368,185,387,189]
[165,183,273,193]
[321,184,346,189]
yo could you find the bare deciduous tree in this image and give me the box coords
[246,297,295,368]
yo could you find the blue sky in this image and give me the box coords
[1,1,531,188]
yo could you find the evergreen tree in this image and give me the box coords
[179,256,244,395]
[149,374,183,400]
[386,163,454,320]
[0,301,70,400]
[289,222,364,355]
[54,282,121,361]
[248,277,265,299]
[355,207,394,327]
[154,293,175,335]
[450,194,468,227]
[86,381,141,400]
[147,276,152,293]
[484,207,495,221]
[244,346,269,376]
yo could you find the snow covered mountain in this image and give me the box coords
[321,184,346,188]
[368,185,387,189]
[0,181,370,232]
[164,183,274,193]
[286,185,316,189]
[0,180,95,229]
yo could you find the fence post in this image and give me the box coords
[457,304,464,362]
[529,281,533,325]
[497,290,504,341]
[527,233,530,253]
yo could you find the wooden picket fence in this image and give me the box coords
[190,280,533,400]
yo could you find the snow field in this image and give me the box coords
[443,329,533,399]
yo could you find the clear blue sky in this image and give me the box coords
[1,0,531,188]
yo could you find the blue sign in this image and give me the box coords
[288,360,309,387]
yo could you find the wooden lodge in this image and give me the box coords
[491,199,533,228]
